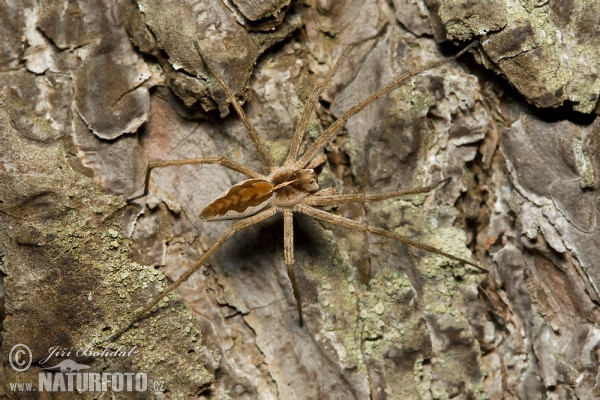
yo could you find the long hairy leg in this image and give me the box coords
[285,24,388,166]
[110,206,278,341]
[283,209,304,326]
[304,179,450,207]
[193,41,275,168]
[295,204,488,272]
[295,41,479,168]
[130,157,262,201]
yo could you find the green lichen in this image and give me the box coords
[303,221,367,372]
[573,136,595,189]
[265,139,291,165]
[44,174,212,388]
[305,117,323,143]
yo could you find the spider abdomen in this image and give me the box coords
[199,178,274,221]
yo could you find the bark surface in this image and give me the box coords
[0,0,599,399]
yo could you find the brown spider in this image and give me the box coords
[111,33,484,340]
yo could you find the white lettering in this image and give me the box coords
[65,373,75,391]
[51,373,66,392]
[76,373,88,391]
[135,373,147,392]
[101,372,111,391]
[124,372,135,391]
[38,372,148,392]
[112,373,124,392]
[40,346,73,364]
[39,373,53,391]
[89,373,101,391]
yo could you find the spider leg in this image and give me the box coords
[313,188,338,197]
[295,41,479,168]
[295,204,488,273]
[130,157,262,201]
[304,179,449,207]
[304,178,450,206]
[110,206,278,342]
[285,24,388,166]
[193,41,275,168]
[283,208,304,326]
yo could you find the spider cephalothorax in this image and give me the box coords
[269,167,321,206]
[111,32,485,341]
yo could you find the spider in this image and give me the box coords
[111,32,484,340]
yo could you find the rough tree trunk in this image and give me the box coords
[0,0,599,399]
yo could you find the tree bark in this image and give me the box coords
[1,0,599,399]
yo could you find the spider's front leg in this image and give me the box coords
[295,41,479,167]
[283,208,304,326]
[193,41,275,169]
[285,25,388,166]
[304,179,450,206]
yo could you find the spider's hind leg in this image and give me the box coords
[110,206,278,342]
[129,157,261,202]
